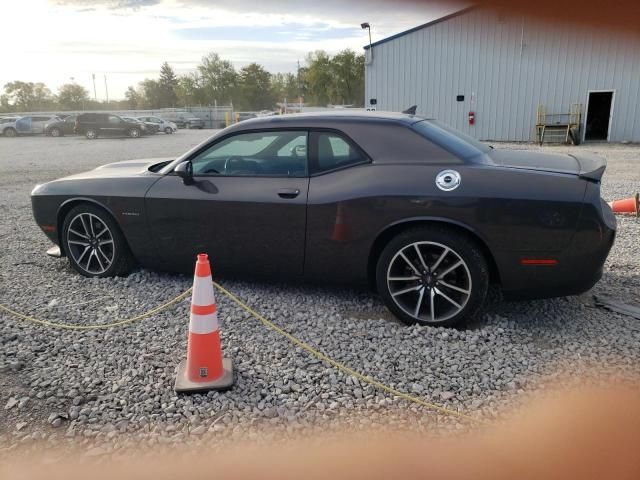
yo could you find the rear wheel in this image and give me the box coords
[85,129,98,139]
[129,128,141,138]
[3,128,17,138]
[50,127,62,137]
[62,204,134,277]
[164,127,173,134]
[376,227,489,328]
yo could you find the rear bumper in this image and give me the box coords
[501,190,616,300]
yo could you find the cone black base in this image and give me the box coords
[174,358,234,393]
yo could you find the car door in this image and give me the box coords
[304,130,375,285]
[145,129,310,278]
[103,115,124,135]
[30,116,47,134]
[16,116,32,134]
[63,116,76,134]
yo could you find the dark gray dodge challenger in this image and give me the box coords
[31,112,616,327]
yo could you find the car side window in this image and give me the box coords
[311,131,368,174]
[108,115,121,125]
[189,131,308,177]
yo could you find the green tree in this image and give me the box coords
[32,83,55,110]
[0,94,11,113]
[124,86,141,109]
[303,51,334,106]
[236,63,274,110]
[57,83,89,110]
[139,79,162,109]
[176,73,205,107]
[271,72,300,104]
[197,52,237,105]
[158,62,178,107]
[3,81,55,111]
[3,81,36,110]
[330,49,365,106]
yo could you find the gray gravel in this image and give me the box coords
[1,132,639,457]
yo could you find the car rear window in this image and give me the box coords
[412,120,490,160]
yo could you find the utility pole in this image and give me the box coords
[92,74,97,101]
[104,75,109,104]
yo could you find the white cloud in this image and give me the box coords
[2,0,461,100]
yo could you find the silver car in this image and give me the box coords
[137,116,177,134]
[2,115,59,136]
[1,117,21,137]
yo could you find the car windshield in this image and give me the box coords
[413,120,490,160]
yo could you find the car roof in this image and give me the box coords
[231,111,428,129]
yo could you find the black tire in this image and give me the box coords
[62,204,134,278]
[3,128,17,138]
[129,128,141,138]
[85,129,98,139]
[50,127,62,137]
[375,226,489,328]
[164,127,173,134]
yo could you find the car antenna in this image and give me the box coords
[402,105,417,115]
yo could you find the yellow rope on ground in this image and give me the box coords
[0,289,192,330]
[0,281,485,425]
[213,281,486,426]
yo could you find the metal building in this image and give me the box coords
[364,7,640,142]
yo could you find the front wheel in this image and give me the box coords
[62,204,134,277]
[376,227,489,328]
[3,128,17,138]
[164,127,173,134]
[85,129,98,139]
[50,127,62,137]
[129,128,141,138]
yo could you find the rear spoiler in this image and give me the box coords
[569,153,607,181]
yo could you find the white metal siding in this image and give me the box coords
[365,10,640,142]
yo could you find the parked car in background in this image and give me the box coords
[160,111,204,129]
[3,115,60,136]
[1,117,21,137]
[122,116,157,134]
[44,115,78,137]
[137,116,177,134]
[237,112,257,122]
[74,113,145,139]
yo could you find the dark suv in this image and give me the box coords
[75,113,144,139]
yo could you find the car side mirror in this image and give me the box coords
[175,161,194,185]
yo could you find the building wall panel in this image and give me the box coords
[365,9,640,142]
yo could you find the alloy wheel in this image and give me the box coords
[386,241,472,323]
[66,213,115,275]
[50,128,61,137]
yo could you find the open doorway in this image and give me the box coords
[584,90,614,141]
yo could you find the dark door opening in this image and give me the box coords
[585,91,613,141]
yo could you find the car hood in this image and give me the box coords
[488,149,606,181]
[61,158,173,180]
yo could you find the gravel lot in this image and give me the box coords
[1,131,639,457]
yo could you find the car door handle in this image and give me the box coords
[277,188,300,199]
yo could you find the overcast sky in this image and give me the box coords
[4,0,460,100]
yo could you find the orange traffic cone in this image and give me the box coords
[175,253,234,393]
[608,193,639,216]
[331,203,352,242]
